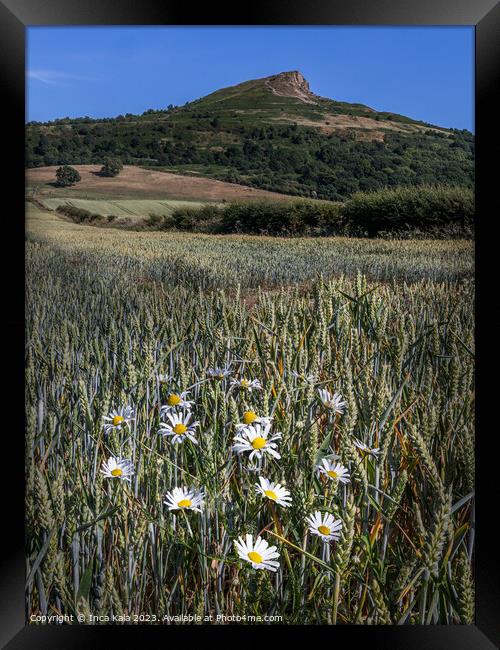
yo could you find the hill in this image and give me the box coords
[25,71,474,201]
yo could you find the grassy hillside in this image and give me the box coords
[25,71,474,201]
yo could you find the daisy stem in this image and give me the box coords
[182,509,194,537]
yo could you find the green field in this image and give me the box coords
[40,198,206,220]
[25,207,474,625]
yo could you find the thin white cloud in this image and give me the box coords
[26,69,97,86]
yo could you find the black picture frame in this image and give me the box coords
[2,1,498,648]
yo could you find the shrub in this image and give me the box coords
[100,158,123,177]
[217,201,344,236]
[168,205,224,232]
[165,189,473,238]
[146,213,163,227]
[55,165,81,187]
[342,185,474,236]
[56,204,103,223]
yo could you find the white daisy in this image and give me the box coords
[230,378,263,392]
[103,406,134,434]
[353,439,380,457]
[234,534,280,572]
[232,422,282,461]
[207,366,231,380]
[255,477,292,507]
[158,411,199,444]
[317,458,351,484]
[235,410,272,429]
[291,370,316,384]
[164,486,205,512]
[307,511,343,542]
[317,389,347,414]
[100,456,134,482]
[160,392,194,415]
[157,373,172,384]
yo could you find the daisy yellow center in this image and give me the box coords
[318,525,330,536]
[243,411,257,424]
[111,468,123,477]
[252,437,267,450]
[167,394,182,406]
[173,423,187,435]
[112,415,125,426]
[327,470,338,479]
[264,489,277,501]
[248,551,263,564]
[240,379,250,388]
[177,499,192,508]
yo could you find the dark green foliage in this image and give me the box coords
[145,213,163,227]
[55,165,81,187]
[56,204,103,223]
[162,186,473,238]
[165,204,226,233]
[342,185,474,236]
[216,201,345,235]
[100,157,123,177]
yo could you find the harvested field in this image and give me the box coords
[26,165,295,202]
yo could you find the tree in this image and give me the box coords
[55,165,81,187]
[100,158,123,177]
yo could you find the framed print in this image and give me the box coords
[1,0,499,647]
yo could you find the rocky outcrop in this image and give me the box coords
[265,70,318,104]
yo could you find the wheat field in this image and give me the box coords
[26,207,474,625]
[40,198,206,221]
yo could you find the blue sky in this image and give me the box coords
[27,26,474,131]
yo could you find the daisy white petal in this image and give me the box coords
[255,477,292,507]
[160,391,194,415]
[102,405,134,434]
[164,486,205,512]
[158,411,199,444]
[230,378,263,393]
[100,456,134,482]
[317,389,346,414]
[307,510,343,542]
[235,410,272,428]
[207,366,232,380]
[353,438,380,457]
[291,371,316,384]
[317,458,351,484]
[232,423,282,462]
[234,534,280,572]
